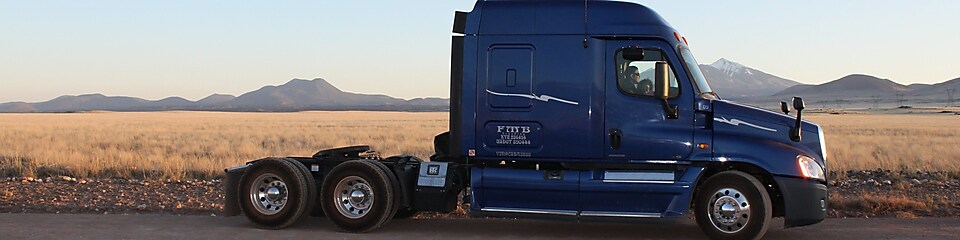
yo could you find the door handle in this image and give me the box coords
[662,100,679,119]
[609,129,622,149]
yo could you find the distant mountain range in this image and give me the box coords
[735,74,960,109]
[0,78,449,113]
[696,59,958,108]
[2,61,957,113]
[761,74,959,102]
[774,74,913,97]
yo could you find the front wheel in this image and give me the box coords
[695,171,773,240]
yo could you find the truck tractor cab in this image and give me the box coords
[443,2,827,239]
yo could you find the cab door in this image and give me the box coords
[603,40,695,162]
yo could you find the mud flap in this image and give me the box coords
[222,164,249,217]
[414,162,461,212]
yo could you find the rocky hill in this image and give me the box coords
[0,78,448,112]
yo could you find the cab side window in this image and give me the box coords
[616,49,679,98]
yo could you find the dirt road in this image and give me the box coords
[0,214,957,240]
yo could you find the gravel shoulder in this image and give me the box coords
[828,170,960,218]
[0,178,221,215]
[1,170,958,218]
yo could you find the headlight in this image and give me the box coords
[797,155,824,180]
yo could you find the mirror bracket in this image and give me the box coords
[789,97,805,142]
[662,101,679,119]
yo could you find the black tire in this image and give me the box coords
[695,171,772,240]
[369,161,403,223]
[238,158,313,229]
[284,158,317,218]
[321,160,396,232]
[310,205,327,217]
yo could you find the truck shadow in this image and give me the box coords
[284,217,733,239]
[228,217,842,239]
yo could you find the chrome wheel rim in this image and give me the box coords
[249,173,288,215]
[334,176,374,219]
[709,187,751,234]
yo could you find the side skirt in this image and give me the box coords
[473,207,665,222]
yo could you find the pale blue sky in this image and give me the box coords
[1,1,958,102]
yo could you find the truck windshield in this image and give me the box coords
[679,47,718,100]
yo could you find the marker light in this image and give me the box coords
[674,32,682,41]
[797,155,825,180]
[682,36,688,45]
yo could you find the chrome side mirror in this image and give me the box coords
[780,101,790,115]
[655,62,670,100]
[655,62,678,119]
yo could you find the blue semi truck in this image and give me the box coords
[222,1,828,239]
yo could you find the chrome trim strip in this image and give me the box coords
[643,160,678,164]
[480,207,578,216]
[580,211,662,218]
[604,171,674,181]
[625,160,692,165]
[602,180,675,184]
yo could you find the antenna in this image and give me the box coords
[948,88,955,107]
[896,93,905,107]
[582,0,589,48]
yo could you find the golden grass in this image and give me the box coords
[806,113,960,172]
[0,111,956,180]
[0,111,447,179]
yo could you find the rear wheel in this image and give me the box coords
[238,158,313,229]
[369,161,404,222]
[321,160,397,232]
[695,171,772,240]
[286,158,317,217]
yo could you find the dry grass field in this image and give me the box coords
[0,111,447,179]
[807,112,960,173]
[0,111,957,180]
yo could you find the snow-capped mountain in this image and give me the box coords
[699,58,801,99]
[710,58,751,75]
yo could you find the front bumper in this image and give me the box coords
[774,176,827,228]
